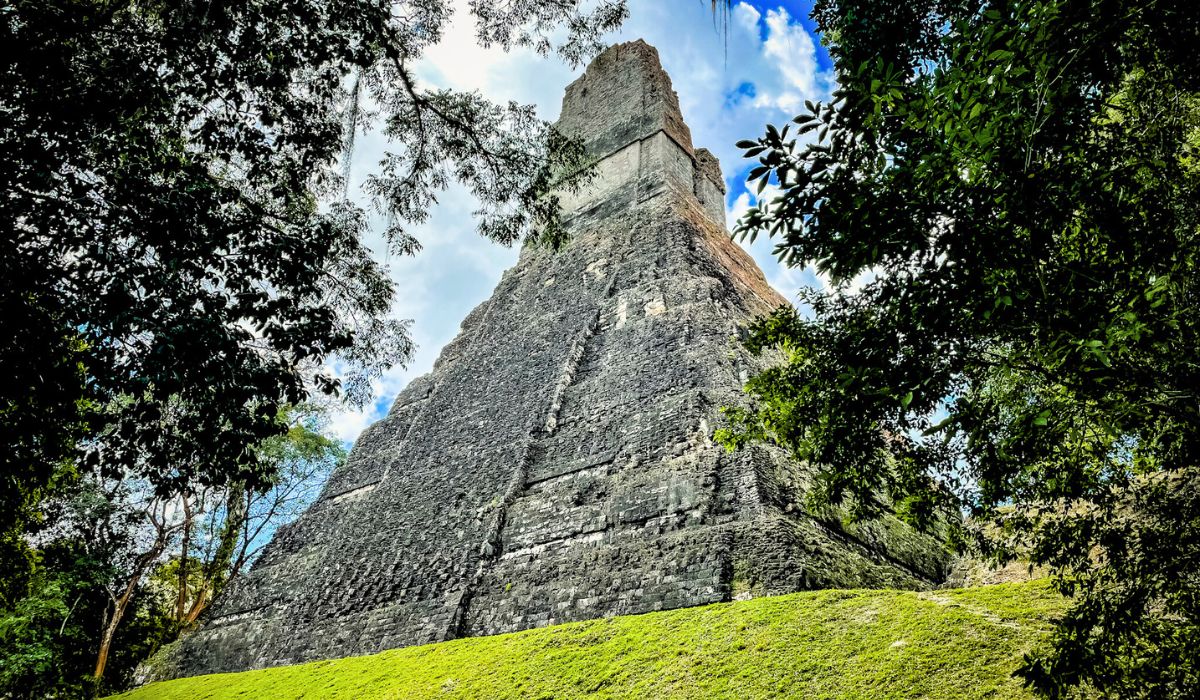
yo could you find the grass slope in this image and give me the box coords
[113,582,1063,700]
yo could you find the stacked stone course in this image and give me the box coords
[166,39,949,677]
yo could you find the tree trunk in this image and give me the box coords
[183,583,211,625]
[210,488,246,597]
[94,547,158,683]
[183,488,246,627]
[93,611,119,683]
[175,496,193,622]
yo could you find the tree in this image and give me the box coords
[0,476,142,698]
[719,1,1200,697]
[89,404,344,687]
[0,0,621,579]
[0,404,349,697]
[0,569,88,699]
[167,405,345,629]
[92,488,180,684]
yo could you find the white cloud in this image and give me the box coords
[326,1,836,444]
[757,7,830,112]
[726,185,805,300]
[413,5,577,118]
[327,402,377,444]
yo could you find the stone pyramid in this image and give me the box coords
[169,40,948,677]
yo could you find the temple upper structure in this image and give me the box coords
[554,39,727,223]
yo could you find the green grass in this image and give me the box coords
[112,582,1064,700]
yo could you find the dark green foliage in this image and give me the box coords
[0,571,82,698]
[0,404,349,698]
[0,4,621,687]
[1,507,180,699]
[720,1,1200,697]
[0,0,621,572]
[0,0,621,694]
[0,294,90,603]
[0,520,127,698]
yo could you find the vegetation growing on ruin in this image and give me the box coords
[721,1,1200,696]
[110,581,1063,700]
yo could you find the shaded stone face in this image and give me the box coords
[164,40,949,678]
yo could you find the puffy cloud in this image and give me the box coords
[326,1,835,444]
[756,7,830,112]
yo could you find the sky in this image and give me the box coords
[328,0,837,443]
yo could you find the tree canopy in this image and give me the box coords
[0,404,345,697]
[1,0,621,585]
[720,0,1200,697]
[1,1,625,695]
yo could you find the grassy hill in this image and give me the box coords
[112,582,1063,700]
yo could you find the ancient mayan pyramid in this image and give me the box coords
[169,40,948,677]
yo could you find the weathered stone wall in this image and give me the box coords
[163,40,949,679]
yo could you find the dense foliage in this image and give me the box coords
[1,0,627,694]
[0,405,346,697]
[0,0,619,581]
[719,1,1200,697]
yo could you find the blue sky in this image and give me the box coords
[329,0,838,441]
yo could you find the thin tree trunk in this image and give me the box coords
[183,488,246,627]
[94,608,120,682]
[175,495,193,622]
[211,488,246,597]
[183,584,210,625]
[95,497,175,684]
[94,547,159,682]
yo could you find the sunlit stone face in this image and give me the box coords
[162,40,949,680]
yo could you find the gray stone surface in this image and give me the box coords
[163,40,949,678]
